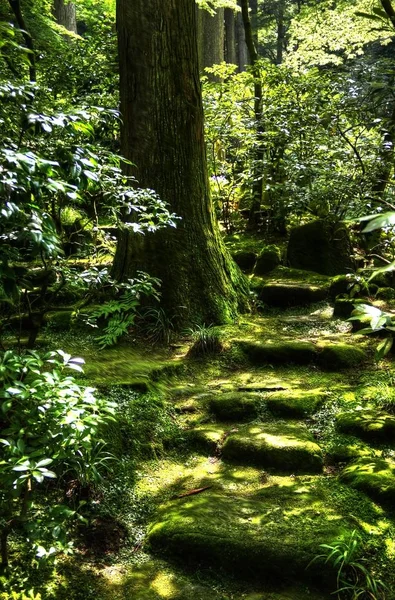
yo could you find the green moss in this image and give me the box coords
[207,392,260,421]
[44,310,74,329]
[336,408,395,443]
[340,458,395,506]
[237,340,318,365]
[287,219,354,276]
[317,344,366,370]
[222,422,323,473]
[329,275,369,300]
[147,479,350,588]
[189,423,227,453]
[332,298,366,319]
[376,287,395,301]
[254,245,281,276]
[255,282,328,307]
[232,250,257,273]
[265,389,327,418]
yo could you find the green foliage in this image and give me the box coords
[186,324,223,357]
[0,349,115,566]
[85,272,161,348]
[309,530,387,599]
[350,303,394,361]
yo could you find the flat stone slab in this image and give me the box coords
[222,422,323,473]
[265,389,327,418]
[237,340,318,366]
[336,409,395,443]
[147,480,348,588]
[256,283,328,307]
[207,392,260,421]
[317,344,366,370]
[340,458,395,506]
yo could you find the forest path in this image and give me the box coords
[93,271,395,600]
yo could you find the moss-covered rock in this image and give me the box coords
[336,408,395,443]
[256,283,328,307]
[340,458,395,506]
[376,287,395,301]
[238,340,318,366]
[254,245,281,276]
[317,344,366,370]
[287,219,355,276]
[189,423,226,453]
[44,310,74,329]
[333,298,366,319]
[147,480,349,588]
[207,392,260,421]
[222,422,323,473]
[232,251,257,273]
[329,275,369,301]
[265,389,327,418]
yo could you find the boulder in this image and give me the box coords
[265,389,327,418]
[287,220,354,276]
[254,245,281,276]
[336,408,395,443]
[237,340,318,366]
[257,283,327,307]
[232,251,257,273]
[207,392,260,421]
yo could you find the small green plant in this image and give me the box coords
[308,530,387,599]
[349,303,394,361]
[186,324,223,357]
[137,306,176,345]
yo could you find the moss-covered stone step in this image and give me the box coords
[222,422,323,473]
[340,458,395,506]
[336,408,395,443]
[265,389,327,418]
[147,479,350,589]
[237,340,318,365]
[207,392,261,421]
[255,282,328,307]
[317,344,366,370]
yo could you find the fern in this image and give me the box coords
[86,272,160,348]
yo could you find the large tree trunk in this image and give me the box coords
[236,6,248,71]
[113,0,248,326]
[224,8,237,64]
[53,0,77,33]
[197,6,225,78]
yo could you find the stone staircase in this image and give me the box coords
[140,272,395,599]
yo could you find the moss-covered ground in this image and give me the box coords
[5,266,395,600]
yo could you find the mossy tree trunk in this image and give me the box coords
[53,0,77,33]
[113,0,248,326]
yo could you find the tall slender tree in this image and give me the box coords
[113,0,248,325]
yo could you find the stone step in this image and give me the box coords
[255,282,328,307]
[265,389,328,418]
[192,422,323,474]
[222,422,323,473]
[147,478,350,591]
[340,457,395,507]
[236,340,366,369]
[336,408,395,443]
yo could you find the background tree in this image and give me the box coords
[113,0,248,325]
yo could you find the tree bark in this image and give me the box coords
[224,8,237,64]
[236,4,248,70]
[53,0,77,33]
[113,0,248,326]
[197,6,225,78]
[240,0,264,229]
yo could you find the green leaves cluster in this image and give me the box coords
[0,349,115,565]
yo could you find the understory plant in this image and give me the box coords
[0,349,115,568]
[309,530,386,599]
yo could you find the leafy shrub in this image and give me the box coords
[0,349,115,567]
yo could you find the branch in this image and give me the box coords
[381,0,395,29]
